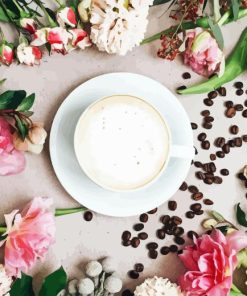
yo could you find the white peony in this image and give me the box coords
[134,276,184,296]
[0,264,12,296]
[90,0,153,55]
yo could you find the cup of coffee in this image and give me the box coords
[74,95,194,192]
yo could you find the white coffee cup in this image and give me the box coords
[74,95,194,192]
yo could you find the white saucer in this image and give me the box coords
[50,73,193,217]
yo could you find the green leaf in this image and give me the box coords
[230,284,245,296]
[39,266,67,296]
[0,78,6,85]
[10,273,35,296]
[231,0,240,21]
[216,225,229,234]
[15,115,28,140]
[16,93,35,112]
[153,0,172,5]
[237,248,247,268]
[0,6,9,22]
[236,203,247,227]
[0,90,26,110]
[210,210,225,222]
[208,17,224,49]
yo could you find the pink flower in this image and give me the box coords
[17,43,42,65]
[179,229,247,296]
[31,28,48,46]
[20,18,37,34]
[47,27,70,54]
[57,7,77,28]
[0,197,55,277]
[0,43,14,66]
[184,28,225,77]
[69,28,91,49]
[0,117,25,176]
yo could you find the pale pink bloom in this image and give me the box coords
[0,197,55,277]
[57,7,77,27]
[184,28,225,77]
[31,28,48,46]
[69,29,91,49]
[0,117,25,176]
[17,43,42,65]
[20,18,37,34]
[47,27,70,54]
[0,43,14,66]
[179,229,247,296]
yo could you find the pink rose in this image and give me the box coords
[0,43,14,66]
[179,229,247,296]
[69,29,91,49]
[57,7,77,28]
[47,27,70,54]
[31,28,48,46]
[0,197,55,277]
[20,18,37,34]
[184,28,225,77]
[0,117,25,176]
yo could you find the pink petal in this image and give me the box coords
[0,149,26,176]
[226,230,247,254]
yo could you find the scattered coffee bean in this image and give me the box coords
[179,181,188,191]
[194,209,204,215]
[217,86,226,96]
[220,169,229,176]
[201,110,210,116]
[169,245,178,253]
[187,231,199,240]
[138,232,148,240]
[210,154,216,161]
[242,110,247,118]
[182,72,191,79]
[213,176,223,184]
[225,107,236,118]
[201,140,210,150]
[204,116,214,123]
[204,98,214,106]
[216,151,225,158]
[209,162,216,173]
[245,100,247,107]
[177,85,187,91]
[157,229,166,240]
[188,185,199,193]
[203,122,213,129]
[148,208,157,214]
[203,199,214,205]
[171,216,182,225]
[229,140,235,147]
[133,223,144,231]
[186,211,195,219]
[149,249,158,259]
[84,211,93,221]
[174,236,185,245]
[139,213,148,223]
[238,173,246,181]
[242,135,247,142]
[225,101,233,108]
[131,237,140,248]
[194,161,202,168]
[235,104,244,111]
[196,171,205,180]
[230,125,239,135]
[160,246,170,255]
[234,137,242,147]
[123,240,131,247]
[128,270,139,279]
[122,231,131,241]
[222,144,230,154]
[215,137,225,148]
[190,203,202,212]
[204,177,213,185]
[122,289,134,296]
[198,133,207,141]
[208,91,218,99]
[191,122,198,130]
[168,200,177,211]
[192,192,203,201]
[161,215,170,224]
[236,89,244,96]
[234,81,243,89]
[135,263,144,273]
[147,242,158,250]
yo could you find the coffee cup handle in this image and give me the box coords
[170,145,195,159]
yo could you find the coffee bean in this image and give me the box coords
[209,162,216,173]
[201,110,210,116]
[135,263,144,273]
[204,177,213,185]
[131,237,140,248]
[173,226,184,236]
[160,246,170,255]
[215,137,225,148]
[203,122,213,129]
[236,89,244,96]
[210,154,216,161]
[204,116,214,123]
[138,232,148,240]
[122,290,134,296]
[147,242,158,250]
[169,245,178,253]
[235,104,244,111]
[245,100,247,107]
[157,229,166,239]
[186,211,195,219]
[161,215,170,224]
[149,249,158,259]
[122,231,131,241]
[187,231,199,240]
[201,140,210,150]
[196,171,205,180]
[194,209,204,215]
[204,173,214,178]
[179,181,188,191]
[229,140,235,147]
[168,200,177,211]
[148,208,157,214]
[203,199,214,205]
[222,144,230,154]
[123,240,131,247]
[140,213,148,223]
[188,185,199,193]
[174,236,185,245]
[220,169,229,176]
[216,151,225,158]
[230,125,239,135]
[165,228,174,235]
[238,173,246,181]
[225,101,233,108]
[204,98,214,106]
[84,211,93,221]
[182,72,191,79]
[191,122,198,130]
[213,176,223,184]
[234,137,242,147]
[177,85,187,91]
[198,133,207,141]
[242,110,247,117]
[190,203,202,212]
[194,161,202,168]
[242,135,247,142]
[171,216,182,225]
[134,223,144,231]
[217,86,226,96]
[128,270,139,279]
[225,107,236,118]
[208,91,218,99]
[192,192,203,201]
[234,81,243,89]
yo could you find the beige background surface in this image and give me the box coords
[0,4,247,294]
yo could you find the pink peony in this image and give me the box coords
[179,229,247,296]
[184,28,225,77]
[0,117,25,176]
[0,197,55,277]
[0,43,14,66]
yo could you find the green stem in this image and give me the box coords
[141,8,247,45]
[55,207,87,217]
[33,0,57,27]
[12,0,24,13]
[53,0,63,7]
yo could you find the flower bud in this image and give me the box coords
[78,1,91,23]
[31,28,48,47]
[0,43,14,66]
[17,43,42,66]
[202,218,218,229]
[57,7,77,28]
[69,29,91,49]
[28,124,47,145]
[20,18,37,34]
[13,132,29,152]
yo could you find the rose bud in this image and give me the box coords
[19,18,37,34]
[17,43,42,66]
[31,28,48,46]
[69,29,91,49]
[47,27,70,54]
[78,0,92,23]
[0,43,14,66]
[13,132,29,152]
[28,123,47,145]
[57,7,77,28]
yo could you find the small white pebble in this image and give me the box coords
[101,257,117,273]
[85,261,102,277]
[78,278,95,295]
[104,276,122,293]
[68,279,78,295]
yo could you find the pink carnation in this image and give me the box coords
[184,28,225,77]
[0,117,25,176]
[179,229,247,296]
[0,197,56,277]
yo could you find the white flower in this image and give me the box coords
[77,278,95,295]
[90,0,153,55]
[101,257,117,273]
[85,261,102,277]
[134,277,183,296]
[0,264,12,296]
[104,275,122,293]
[68,279,78,295]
